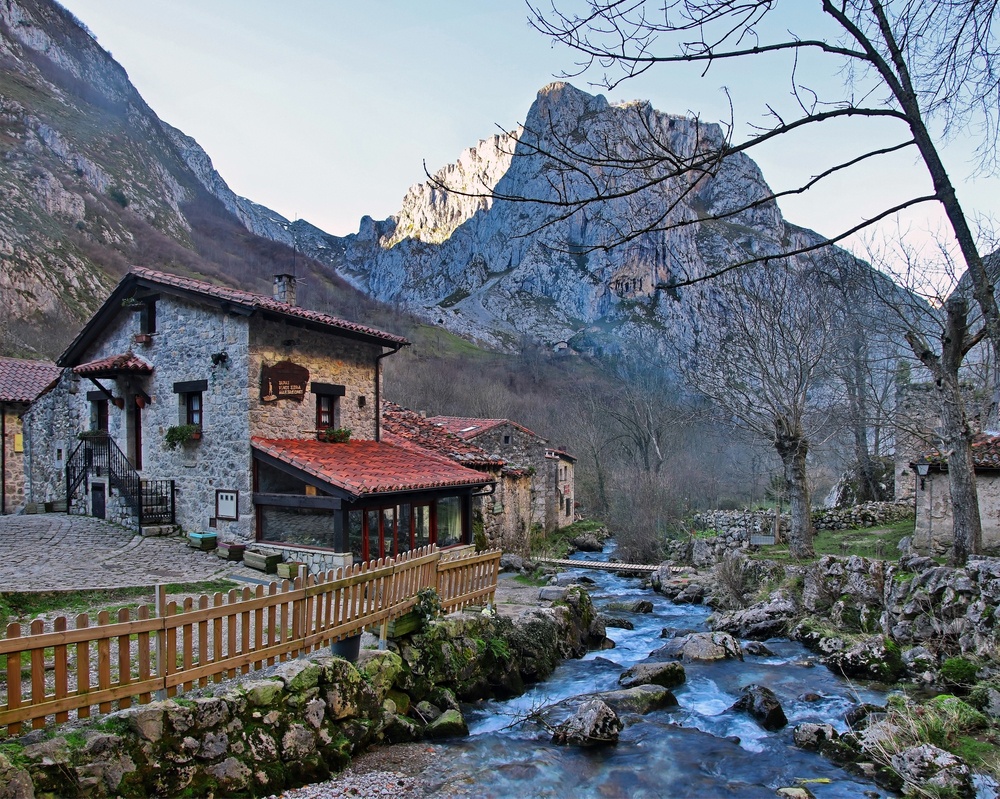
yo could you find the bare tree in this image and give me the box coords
[681,263,845,558]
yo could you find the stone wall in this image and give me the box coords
[0,589,605,798]
[249,321,383,443]
[667,502,915,566]
[2,402,28,513]
[913,471,1000,557]
[479,470,532,553]
[24,370,87,506]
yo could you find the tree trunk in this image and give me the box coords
[774,418,815,560]
[846,332,880,502]
[937,372,982,565]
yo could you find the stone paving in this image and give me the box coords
[0,514,266,592]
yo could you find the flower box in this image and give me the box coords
[133,333,153,346]
[215,542,246,561]
[244,550,282,574]
[187,532,217,551]
[276,561,302,579]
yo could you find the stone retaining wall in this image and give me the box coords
[0,588,606,798]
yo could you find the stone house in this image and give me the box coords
[0,356,61,514]
[911,434,1000,557]
[427,416,575,532]
[382,402,533,553]
[23,267,492,571]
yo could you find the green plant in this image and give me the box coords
[164,423,201,450]
[941,657,979,688]
[107,185,129,207]
[414,587,442,623]
[319,427,351,443]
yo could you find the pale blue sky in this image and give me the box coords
[57,1,998,269]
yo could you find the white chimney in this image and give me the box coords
[273,274,296,306]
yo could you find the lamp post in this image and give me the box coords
[914,462,930,491]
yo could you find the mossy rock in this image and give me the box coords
[242,679,286,709]
[424,708,469,739]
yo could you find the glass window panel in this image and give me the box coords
[259,506,337,548]
[367,509,381,562]
[414,504,431,550]
[382,507,396,557]
[397,504,411,554]
[348,510,363,563]
[437,496,462,548]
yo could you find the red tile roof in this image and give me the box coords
[916,433,1000,470]
[428,416,541,441]
[130,266,408,346]
[382,402,505,469]
[251,437,492,498]
[0,357,61,403]
[73,352,153,377]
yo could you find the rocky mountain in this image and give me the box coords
[0,0,363,359]
[295,83,876,355]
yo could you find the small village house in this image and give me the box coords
[24,267,492,572]
[428,416,575,532]
[382,402,534,553]
[911,434,1000,557]
[0,356,61,514]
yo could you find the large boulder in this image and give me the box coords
[424,708,469,739]
[618,662,686,690]
[552,699,622,746]
[890,744,975,798]
[710,591,798,639]
[653,632,743,663]
[823,636,904,682]
[593,684,679,715]
[730,684,787,730]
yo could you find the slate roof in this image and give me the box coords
[0,357,61,403]
[915,434,1000,470]
[382,403,505,469]
[73,352,153,377]
[251,437,492,499]
[428,416,541,441]
[60,266,408,365]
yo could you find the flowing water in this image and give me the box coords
[414,547,998,799]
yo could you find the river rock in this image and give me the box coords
[744,641,775,657]
[606,599,654,614]
[653,632,743,663]
[792,722,839,750]
[602,615,634,630]
[890,744,974,798]
[709,591,797,639]
[776,789,815,799]
[823,636,904,682]
[730,684,787,730]
[618,662,686,690]
[538,586,570,601]
[500,553,525,572]
[594,684,679,715]
[424,708,469,739]
[571,533,604,552]
[552,699,622,746]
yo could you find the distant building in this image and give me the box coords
[0,357,61,513]
[24,267,491,572]
[428,416,575,532]
[382,402,533,552]
[911,434,1000,557]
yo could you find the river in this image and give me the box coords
[409,546,997,799]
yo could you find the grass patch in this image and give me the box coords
[529,519,605,559]
[0,579,240,623]
[749,517,915,563]
[513,571,549,587]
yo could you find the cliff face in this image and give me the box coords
[324,83,852,353]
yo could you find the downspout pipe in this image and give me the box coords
[374,343,406,442]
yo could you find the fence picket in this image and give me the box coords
[0,546,501,734]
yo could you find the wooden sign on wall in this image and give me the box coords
[260,361,309,402]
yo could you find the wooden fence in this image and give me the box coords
[0,545,500,737]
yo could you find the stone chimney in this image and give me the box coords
[273,274,296,306]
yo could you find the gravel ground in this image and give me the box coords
[269,744,436,799]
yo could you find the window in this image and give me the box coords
[186,392,203,427]
[312,382,345,430]
[317,394,338,430]
[140,301,156,334]
[173,380,207,428]
[437,496,463,548]
[565,498,572,517]
[502,434,511,445]
[93,398,109,432]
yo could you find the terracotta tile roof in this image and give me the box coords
[915,433,1000,470]
[130,266,408,346]
[382,402,505,469]
[546,447,577,463]
[427,415,541,440]
[0,357,61,403]
[73,352,153,377]
[251,437,492,498]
